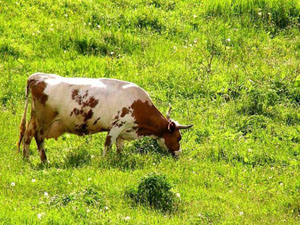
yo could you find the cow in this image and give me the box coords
[17,73,193,162]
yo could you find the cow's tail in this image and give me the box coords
[17,81,30,152]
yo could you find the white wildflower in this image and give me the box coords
[176,193,181,198]
[124,216,130,221]
[37,213,45,219]
[44,192,49,197]
[31,179,36,183]
[239,211,244,216]
[11,182,15,186]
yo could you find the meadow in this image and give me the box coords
[0,0,299,224]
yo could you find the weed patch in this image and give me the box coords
[48,187,106,209]
[63,149,91,168]
[125,174,179,212]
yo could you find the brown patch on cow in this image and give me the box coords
[131,100,183,152]
[74,123,88,135]
[105,135,112,147]
[83,90,88,99]
[120,107,130,117]
[29,80,48,105]
[82,96,99,108]
[93,117,101,125]
[72,89,99,108]
[83,109,93,122]
[130,100,168,137]
[70,108,81,116]
[72,89,81,104]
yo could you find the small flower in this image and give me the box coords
[239,211,244,216]
[193,14,197,18]
[64,14,68,18]
[279,182,283,186]
[104,206,109,210]
[176,193,181,198]
[31,179,36,183]
[11,182,15,186]
[225,38,231,43]
[258,12,262,16]
[86,209,90,213]
[97,24,100,29]
[124,216,130,221]
[88,178,92,181]
[91,155,95,159]
[44,192,49,197]
[37,213,45,219]
[110,51,114,55]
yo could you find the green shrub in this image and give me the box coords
[125,174,178,212]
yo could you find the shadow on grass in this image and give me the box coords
[98,137,172,171]
[31,137,172,171]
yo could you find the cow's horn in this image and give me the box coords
[177,124,193,129]
[166,105,172,120]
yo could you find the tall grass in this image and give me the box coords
[204,0,300,29]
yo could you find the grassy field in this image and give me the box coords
[0,0,300,224]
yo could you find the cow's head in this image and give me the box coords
[157,106,193,157]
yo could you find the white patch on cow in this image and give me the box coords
[157,138,168,150]
[174,149,182,156]
[122,83,136,89]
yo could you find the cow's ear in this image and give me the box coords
[168,121,176,132]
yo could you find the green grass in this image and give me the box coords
[0,0,300,224]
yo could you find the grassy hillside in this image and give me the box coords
[0,0,299,224]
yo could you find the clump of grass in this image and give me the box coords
[63,148,91,168]
[61,31,141,56]
[0,43,20,59]
[48,187,106,209]
[131,137,167,155]
[237,115,267,135]
[125,174,179,212]
[204,0,300,30]
[99,153,147,171]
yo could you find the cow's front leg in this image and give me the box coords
[116,137,124,154]
[103,134,117,157]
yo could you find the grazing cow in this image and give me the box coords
[17,73,193,162]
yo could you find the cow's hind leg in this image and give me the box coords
[34,131,47,163]
[23,117,37,159]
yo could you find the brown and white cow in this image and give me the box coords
[17,73,193,162]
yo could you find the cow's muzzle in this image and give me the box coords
[172,149,182,159]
